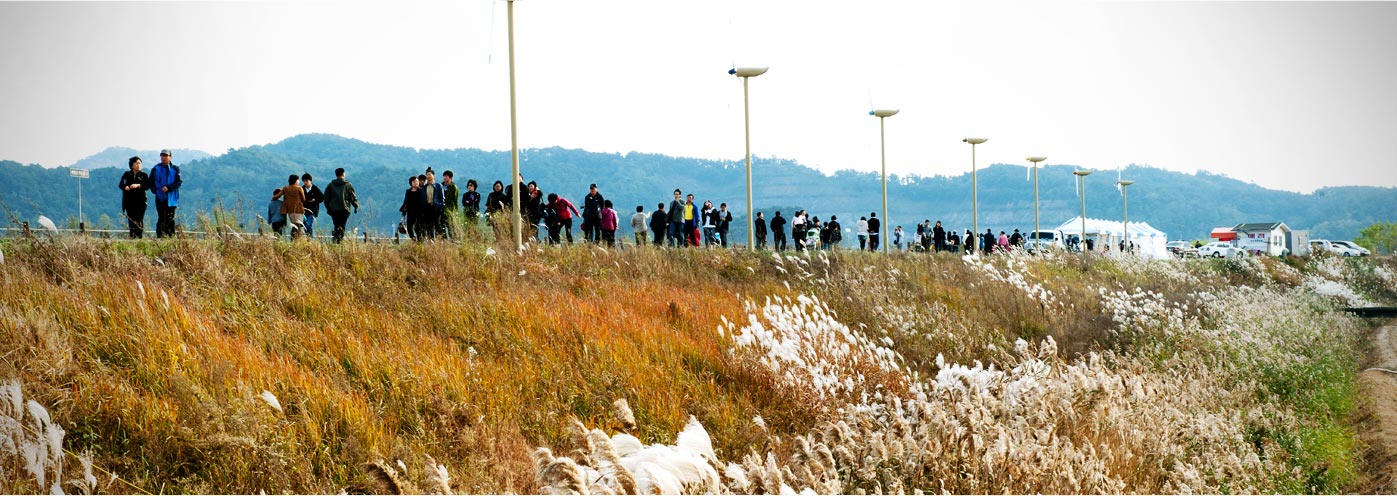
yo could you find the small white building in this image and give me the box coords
[1232,222,1291,256]
[1054,216,1170,259]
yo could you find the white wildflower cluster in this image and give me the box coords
[1374,265,1396,286]
[1098,286,1190,337]
[961,254,1058,306]
[1,379,96,495]
[719,294,904,400]
[768,252,831,286]
[1299,254,1372,306]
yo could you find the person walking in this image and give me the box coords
[857,216,868,251]
[545,192,581,244]
[600,200,619,247]
[118,156,150,239]
[964,229,975,255]
[267,188,286,237]
[893,226,905,251]
[826,215,842,250]
[274,174,307,237]
[301,173,323,238]
[582,183,605,243]
[701,200,718,247]
[866,212,881,252]
[933,221,946,253]
[150,149,182,238]
[649,203,668,246]
[984,228,996,254]
[400,176,425,241]
[322,167,358,243]
[770,211,788,251]
[754,211,767,250]
[423,168,445,239]
[631,205,649,246]
[667,189,686,248]
[684,194,701,247]
[485,180,507,215]
[716,203,733,248]
[799,210,810,252]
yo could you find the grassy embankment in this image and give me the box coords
[0,234,1390,493]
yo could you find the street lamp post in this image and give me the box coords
[1074,169,1093,257]
[1118,179,1134,254]
[872,109,899,253]
[506,0,522,252]
[730,67,768,250]
[1026,156,1046,250]
[963,138,987,243]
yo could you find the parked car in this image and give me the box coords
[1198,241,1246,258]
[1311,239,1361,256]
[1024,229,1064,253]
[1166,240,1197,257]
[1331,240,1372,257]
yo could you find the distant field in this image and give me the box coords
[1,234,1392,494]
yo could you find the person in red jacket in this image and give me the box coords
[545,192,581,244]
[600,199,619,247]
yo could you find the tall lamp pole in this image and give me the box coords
[1118,179,1134,254]
[506,0,523,252]
[963,138,988,241]
[1027,156,1046,249]
[1074,169,1093,257]
[872,109,899,253]
[730,67,768,250]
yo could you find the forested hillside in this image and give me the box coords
[1,133,1392,241]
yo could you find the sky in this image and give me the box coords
[1,0,1395,193]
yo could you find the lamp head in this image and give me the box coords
[870,109,899,118]
[1026,156,1047,163]
[963,137,988,145]
[1073,170,1093,177]
[1117,180,1135,186]
[729,67,769,78]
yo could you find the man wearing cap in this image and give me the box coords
[581,183,604,244]
[150,149,183,238]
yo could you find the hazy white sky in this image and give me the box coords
[2,0,1395,193]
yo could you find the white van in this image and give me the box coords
[1024,230,1064,253]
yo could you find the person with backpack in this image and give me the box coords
[118,156,150,239]
[150,149,182,238]
[826,215,843,250]
[582,183,605,243]
[322,167,359,243]
[770,211,788,251]
[866,212,881,252]
[600,200,619,247]
[649,203,668,246]
[266,188,286,237]
[545,192,581,244]
[631,205,649,246]
[274,174,307,237]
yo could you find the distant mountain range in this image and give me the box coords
[1,133,1393,241]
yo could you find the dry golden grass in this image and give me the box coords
[0,237,1379,493]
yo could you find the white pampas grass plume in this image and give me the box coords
[613,398,636,431]
[534,448,586,495]
[588,429,636,495]
[725,463,751,494]
[519,269,527,276]
[676,415,716,462]
[37,215,58,233]
[753,415,767,430]
[424,455,452,495]
[67,452,98,495]
[258,391,282,414]
[610,433,643,458]
[0,247,5,265]
[485,247,496,256]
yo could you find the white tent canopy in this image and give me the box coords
[1053,216,1170,258]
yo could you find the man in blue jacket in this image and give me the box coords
[151,149,183,238]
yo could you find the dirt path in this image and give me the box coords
[1358,324,1397,493]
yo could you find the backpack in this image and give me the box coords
[541,205,559,226]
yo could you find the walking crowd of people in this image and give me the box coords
[115,153,1063,255]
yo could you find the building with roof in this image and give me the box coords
[1053,216,1169,259]
[1232,222,1291,256]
